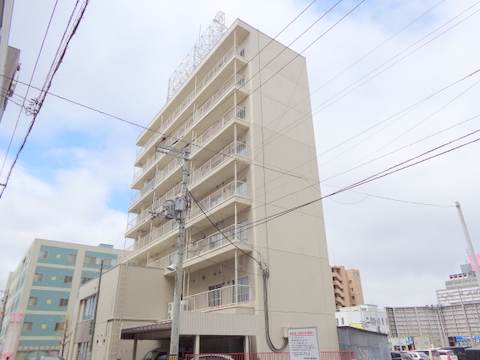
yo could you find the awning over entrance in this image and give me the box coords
[121,321,172,340]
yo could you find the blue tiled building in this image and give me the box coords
[0,239,128,360]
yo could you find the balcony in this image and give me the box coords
[147,223,250,273]
[126,218,179,254]
[132,105,247,190]
[191,141,246,185]
[126,182,182,234]
[136,45,246,161]
[182,284,253,312]
[129,140,248,212]
[189,179,248,221]
[127,181,250,257]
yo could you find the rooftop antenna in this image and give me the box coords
[167,12,227,101]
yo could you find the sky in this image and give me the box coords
[1,0,480,309]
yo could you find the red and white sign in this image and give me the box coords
[288,327,321,360]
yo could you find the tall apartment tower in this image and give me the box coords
[121,17,337,354]
[331,266,364,309]
[0,239,126,360]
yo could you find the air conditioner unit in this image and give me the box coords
[167,301,189,319]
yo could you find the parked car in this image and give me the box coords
[441,347,470,360]
[415,349,442,360]
[392,351,403,360]
[399,352,415,360]
[438,349,459,360]
[141,348,168,360]
[407,351,431,360]
[466,348,480,360]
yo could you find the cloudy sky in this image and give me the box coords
[1,0,480,309]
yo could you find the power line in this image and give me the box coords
[0,0,60,176]
[0,0,92,198]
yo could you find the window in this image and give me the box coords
[84,256,97,265]
[64,275,73,284]
[349,280,352,284]
[208,284,222,307]
[38,250,48,259]
[103,258,116,267]
[354,271,359,276]
[33,273,44,282]
[351,296,355,300]
[22,322,33,332]
[84,256,116,266]
[341,318,345,325]
[28,297,38,306]
[83,296,97,320]
[68,254,77,263]
[59,298,69,307]
[350,288,354,292]
[237,277,250,303]
[55,322,64,332]
[81,277,92,285]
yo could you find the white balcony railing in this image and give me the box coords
[126,219,179,252]
[190,141,246,184]
[127,182,183,231]
[146,223,248,268]
[130,181,248,255]
[192,106,246,150]
[136,45,245,160]
[182,284,252,312]
[195,74,245,122]
[133,105,246,192]
[190,180,247,219]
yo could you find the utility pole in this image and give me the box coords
[153,144,190,360]
[455,202,480,289]
[89,259,104,360]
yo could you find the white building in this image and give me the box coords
[0,0,20,121]
[70,15,338,360]
[335,305,389,334]
[437,263,480,306]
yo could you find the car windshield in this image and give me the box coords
[414,352,430,359]
[143,351,167,360]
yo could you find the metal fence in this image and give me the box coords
[186,351,355,360]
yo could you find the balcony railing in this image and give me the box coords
[192,106,246,150]
[182,284,252,312]
[133,105,246,192]
[136,45,245,160]
[146,223,248,269]
[190,180,247,219]
[126,219,179,252]
[127,182,183,231]
[190,141,247,184]
[195,74,245,121]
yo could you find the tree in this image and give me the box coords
[57,317,72,358]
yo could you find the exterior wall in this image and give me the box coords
[337,327,390,360]
[0,239,128,360]
[332,266,365,309]
[335,305,389,334]
[0,0,20,121]
[121,17,338,355]
[345,269,364,306]
[70,264,174,360]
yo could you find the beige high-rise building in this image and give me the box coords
[331,266,364,309]
[70,16,338,360]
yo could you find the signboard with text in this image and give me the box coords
[288,327,321,360]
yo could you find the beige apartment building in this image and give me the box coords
[332,266,364,309]
[70,16,338,360]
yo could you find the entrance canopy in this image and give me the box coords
[121,322,172,340]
